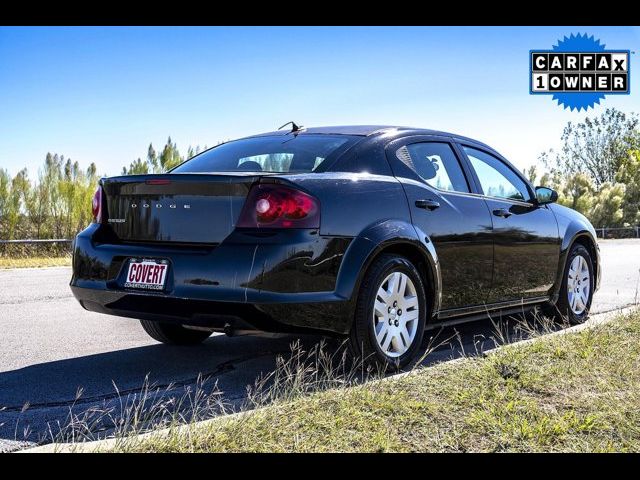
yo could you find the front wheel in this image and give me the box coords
[349,254,427,371]
[551,244,594,324]
[140,320,212,345]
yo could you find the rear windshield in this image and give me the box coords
[172,134,360,174]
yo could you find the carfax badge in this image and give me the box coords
[530,33,631,111]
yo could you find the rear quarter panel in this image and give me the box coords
[271,172,442,314]
[270,172,412,237]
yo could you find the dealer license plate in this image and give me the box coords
[124,259,168,290]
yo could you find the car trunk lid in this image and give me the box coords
[101,173,263,244]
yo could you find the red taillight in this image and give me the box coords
[236,184,320,229]
[92,186,103,223]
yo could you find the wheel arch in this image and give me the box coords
[335,220,442,321]
[572,234,599,280]
[551,229,600,302]
[368,242,439,320]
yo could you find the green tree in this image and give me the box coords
[59,158,79,238]
[23,171,50,238]
[525,165,538,184]
[122,139,194,174]
[0,169,11,239]
[159,136,183,171]
[590,182,626,227]
[122,157,149,175]
[540,107,640,187]
[147,143,159,172]
[557,173,596,217]
[616,150,640,226]
[42,153,65,238]
[5,170,29,239]
[185,145,205,160]
[76,163,100,233]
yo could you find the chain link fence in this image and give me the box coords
[0,239,73,258]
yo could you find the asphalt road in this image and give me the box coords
[1,239,638,451]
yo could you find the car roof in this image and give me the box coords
[243,125,494,150]
[245,125,409,137]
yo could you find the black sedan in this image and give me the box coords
[71,125,601,369]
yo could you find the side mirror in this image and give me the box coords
[535,186,558,205]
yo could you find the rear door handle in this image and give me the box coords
[493,208,512,218]
[415,199,440,211]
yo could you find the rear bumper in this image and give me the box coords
[70,224,355,335]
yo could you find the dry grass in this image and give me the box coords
[27,339,382,451]
[0,256,71,269]
[78,309,640,453]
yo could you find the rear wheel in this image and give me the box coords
[349,254,427,371]
[140,320,212,345]
[550,244,594,324]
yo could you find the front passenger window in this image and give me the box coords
[397,142,469,193]
[463,147,532,202]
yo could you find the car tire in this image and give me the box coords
[349,254,427,372]
[140,320,212,345]
[549,244,594,325]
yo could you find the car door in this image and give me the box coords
[385,136,494,311]
[457,144,561,304]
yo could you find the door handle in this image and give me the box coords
[493,208,512,218]
[415,199,440,211]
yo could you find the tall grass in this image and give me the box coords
[10,307,614,451]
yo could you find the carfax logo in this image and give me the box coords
[530,33,631,111]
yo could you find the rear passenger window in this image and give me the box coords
[396,142,469,193]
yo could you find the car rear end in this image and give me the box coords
[70,133,363,335]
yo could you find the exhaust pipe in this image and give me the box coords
[224,323,287,338]
[183,323,285,338]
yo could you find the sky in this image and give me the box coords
[1,26,640,178]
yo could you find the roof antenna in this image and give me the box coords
[278,121,302,133]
